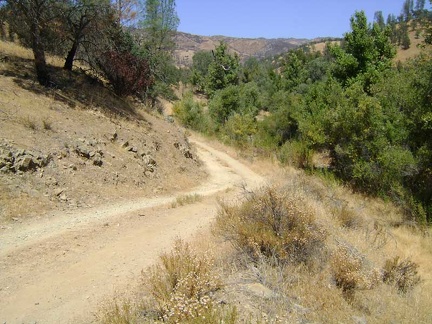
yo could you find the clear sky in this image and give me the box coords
[176,0,419,39]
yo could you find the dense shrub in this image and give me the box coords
[97,50,153,97]
[383,256,421,293]
[215,186,327,266]
[142,240,234,323]
[221,113,257,148]
[330,246,380,302]
[278,140,313,169]
[173,92,211,132]
[208,85,241,126]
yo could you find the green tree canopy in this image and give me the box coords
[329,10,395,90]
[206,42,240,96]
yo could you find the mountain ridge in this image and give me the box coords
[174,31,317,67]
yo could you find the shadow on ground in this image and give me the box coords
[0,53,146,121]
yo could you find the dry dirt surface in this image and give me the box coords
[0,137,264,324]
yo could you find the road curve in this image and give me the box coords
[0,138,264,323]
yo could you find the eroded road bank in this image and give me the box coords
[0,138,264,323]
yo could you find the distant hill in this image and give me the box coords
[174,31,313,67]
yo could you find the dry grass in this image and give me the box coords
[215,185,327,266]
[171,193,203,208]
[96,169,432,323]
[210,169,432,323]
[383,256,421,293]
[20,115,38,130]
[96,239,237,324]
[0,41,34,60]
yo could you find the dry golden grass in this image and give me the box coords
[210,169,432,323]
[96,239,238,324]
[0,41,34,60]
[96,167,432,323]
[171,193,203,208]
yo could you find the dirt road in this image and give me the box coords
[0,138,264,323]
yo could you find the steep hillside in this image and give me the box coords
[174,31,311,66]
[0,41,206,223]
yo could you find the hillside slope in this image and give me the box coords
[0,41,205,223]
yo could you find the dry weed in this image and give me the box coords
[143,239,227,323]
[215,186,327,266]
[171,193,202,208]
[20,115,37,130]
[42,117,52,130]
[95,297,141,324]
[332,204,363,229]
[382,256,421,293]
[330,245,381,303]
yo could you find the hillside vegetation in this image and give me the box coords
[175,6,432,224]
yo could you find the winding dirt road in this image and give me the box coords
[0,138,264,323]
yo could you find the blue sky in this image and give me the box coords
[176,0,419,39]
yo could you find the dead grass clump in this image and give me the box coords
[42,117,52,130]
[95,297,141,324]
[332,204,363,229]
[382,256,421,293]
[20,115,37,130]
[215,186,327,266]
[171,193,202,208]
[142,239,234,323]
[330,246,381,303]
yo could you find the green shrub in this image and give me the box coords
[208,85,241,126]
[278,140,313,169]
[173,92,210,133]
[220,113,257,148]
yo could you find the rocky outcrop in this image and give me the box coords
[74,138,104,166]
[0,144,51,173]
[174,141,194,160]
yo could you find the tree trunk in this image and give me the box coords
[31,17,50,86]
[63,41,78,71]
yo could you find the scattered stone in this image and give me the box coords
[93,157,103,166]
[53,188,65,196]
[121,141,129,148]
[75,146,90,159]
[15,156,36,172]
[60,149,69,158]
[59,193,68,201]
[128,146,138,153]
[110,131,118,142]
[173,141,194,159]
[144,170,154,178]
